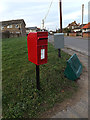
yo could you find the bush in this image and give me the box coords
[2,31,10,38]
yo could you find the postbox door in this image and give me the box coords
[37,45,47,65]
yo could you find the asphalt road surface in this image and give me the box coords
[48,35,88,56]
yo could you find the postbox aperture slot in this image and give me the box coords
[38,38,48,40]
[38,38,48,46]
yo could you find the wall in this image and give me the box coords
[69,33,77,37]
[21,23,26,36]
[83,32,90,38]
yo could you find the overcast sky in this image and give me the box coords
[0,0,89,30]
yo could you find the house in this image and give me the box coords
[26,27,41,35]
[67,21,80,30]
[82,23,90,37]
[0,19,26,38]
[82,22,90,32]
[69,23,90,37]
[73,24,86,33]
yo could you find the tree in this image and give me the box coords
[63,28,71,33]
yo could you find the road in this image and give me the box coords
[48,35,88,56]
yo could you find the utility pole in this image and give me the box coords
[60,0,62,33]
[58,0,62,58]
[82,4,84,37]
[42,19,44,29]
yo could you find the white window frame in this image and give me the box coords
[15,24,19,28]
[72,26,74,29]
[7,25,12,28]
[16,32,20,33]
[1,26,4,30]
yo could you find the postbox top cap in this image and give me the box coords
[54,33,64,36]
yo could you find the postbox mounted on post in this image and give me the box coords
[27,32,48,65]
[27,32,48,90]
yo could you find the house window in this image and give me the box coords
[72,26,74,29]
[1,26,4,30]
[7,25,12,28]
[15,24,19,28]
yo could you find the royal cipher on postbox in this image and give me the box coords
[27,32,48,65]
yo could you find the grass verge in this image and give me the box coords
[2,37,78,118]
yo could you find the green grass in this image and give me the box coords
[2,37,78,118]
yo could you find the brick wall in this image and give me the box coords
[83,32,90,38]
[69,33,77,36]
[69,32,90,38]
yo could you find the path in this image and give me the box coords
[48,36,88,118]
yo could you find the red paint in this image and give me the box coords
[27,32,48,65]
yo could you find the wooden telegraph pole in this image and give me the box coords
[58,0,62,57]
[60,0,62,33]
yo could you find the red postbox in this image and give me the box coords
[27,32,48,65]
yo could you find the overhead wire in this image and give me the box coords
[43,0,53,21]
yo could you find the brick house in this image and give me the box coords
[82,22,90,37]
[82,22,90,32]
[67,21,80,30]
[73,24,86,33]
[0,19,26,38]
[69,23,90,37]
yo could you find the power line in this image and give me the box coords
[44,0,53,21]
[42,0,53,29]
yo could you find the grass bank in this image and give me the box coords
[2,37,78,118]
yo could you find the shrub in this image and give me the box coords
[2,31,10,38]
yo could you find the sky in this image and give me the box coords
[0,0,89,31]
